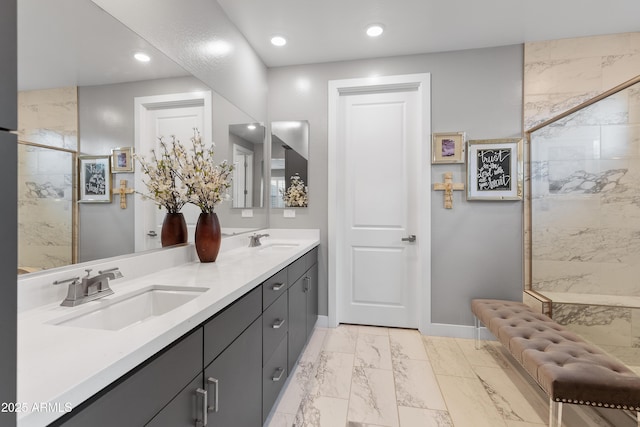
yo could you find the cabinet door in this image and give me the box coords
[145,374,204,427]
[204,317,262,427]
[306,263,319,339]
[287,275,307,373]
[54,329,203,427]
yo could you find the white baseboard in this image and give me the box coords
[315,315,329,328]
[421,323,496,341]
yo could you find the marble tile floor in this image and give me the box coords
[266,325,630,427]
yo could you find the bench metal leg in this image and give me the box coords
[549,399,562,427]
[474,315,481,349]
[637,411,639,427]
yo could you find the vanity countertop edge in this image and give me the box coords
[17,232,320,427]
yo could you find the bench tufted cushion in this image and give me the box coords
[472,299,640,411]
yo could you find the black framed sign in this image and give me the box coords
[467,138,523,200]
[78,155,112,203]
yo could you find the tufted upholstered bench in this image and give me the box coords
[472,299,640,427]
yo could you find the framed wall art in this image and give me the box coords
[78,155,112,203]
[432,132,466,164]
[111,147,134,173]
[467,138,523,200]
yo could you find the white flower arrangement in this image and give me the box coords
[135,137,189,213]
[282,173,308,207]
[175,129,234,213]
[135,129,234,214]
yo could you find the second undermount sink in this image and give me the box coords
[50,285,208,331]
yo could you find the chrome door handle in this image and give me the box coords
[272,367,285,382]
[206,377,219,413]
[147,230,157,237]
[401,235,416,242]
[195,388,207,427]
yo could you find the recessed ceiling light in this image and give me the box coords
[134,52,151,62]
[366,24,384,37]
[247,124,256,130]
[271,36,287,47]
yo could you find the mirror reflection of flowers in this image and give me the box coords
[175,129,234,213]
[134,137,189,213]
[282,173,308,207]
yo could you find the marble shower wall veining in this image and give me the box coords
[17,87,78,271]
[525,33,640,357]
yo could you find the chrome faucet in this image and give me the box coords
[248,233,270,247]
[53,267,122,307]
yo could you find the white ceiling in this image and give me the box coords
[217,0,640,67]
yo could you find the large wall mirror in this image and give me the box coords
[229,123,265,209]
[270,121,309,208]
[17,0,267,274]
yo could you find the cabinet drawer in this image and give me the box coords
[56,329,203,427]
[262,335,288,423]
[287,255,307,286]
[262,268,287,310]
[305,247,318,270]
[262,292,288,364]
[204,285,261,366]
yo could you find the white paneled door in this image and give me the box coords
[134,92,211,252]
[331,75,430,329]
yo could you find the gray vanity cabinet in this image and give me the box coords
[54,329,203,427]
[287,248,318,373]
[204,318,262,427]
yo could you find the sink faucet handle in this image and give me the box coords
[98,267,123,279]
[52,276,80,286]
[84,269,93,277]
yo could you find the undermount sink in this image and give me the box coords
[50,285,208,331]
[257,242,300,252]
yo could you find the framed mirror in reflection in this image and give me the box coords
[229,123,265,209]
[17,0,267,275]
[270,121,309,208]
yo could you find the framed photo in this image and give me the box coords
[467,138,523,200]
[111,147,134,173]
[432,132,466,164]
[78,156,112,203]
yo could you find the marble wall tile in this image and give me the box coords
[388,328,428,361]
[524,92,599,130]
[348,366,399,427]
[18,87,78,150]
[633,308,640,348]
[602,53,640,90]
[436,375,507,427]
[526,34,636,63]
[531,260,600,294]
[355,333,392,370]
[423,336,475,378]
[630,87,640,124]
[552,303,632,347]
[600,124,640,159]
[524,57,603,96]
[397,406,453,427]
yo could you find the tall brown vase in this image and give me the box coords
[161,212,188,247]
[194,212,221,262]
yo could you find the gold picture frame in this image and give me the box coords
[111,147,134,173]
[431,132,466,164]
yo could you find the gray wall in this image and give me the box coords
[1,1,17,424]
[91,0,268,123]
[267,45,524,326]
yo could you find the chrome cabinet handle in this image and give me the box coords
[401,234,416,242]
[271,283,284,291]
[206,377,219,413]
[147,230,158,237]
[272,368,285,382]
[195,388,207,427]
[272,318,285,329]
[303,276,310,292]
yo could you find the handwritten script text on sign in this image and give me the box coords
[477,148,511,191]
[84,163,106,195]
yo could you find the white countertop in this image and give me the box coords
[17,230,319,427]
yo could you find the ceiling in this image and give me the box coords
[217,0,640,67]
